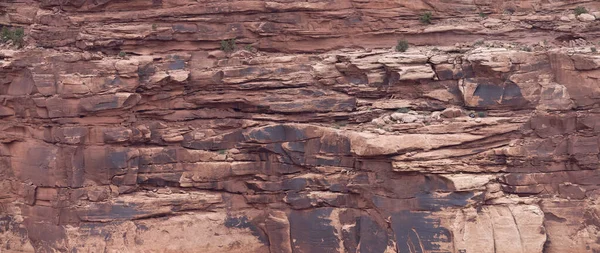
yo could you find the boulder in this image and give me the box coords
[577,13,596,22]
[401,114,418,123]
[440,107,463,118]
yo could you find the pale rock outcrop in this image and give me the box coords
[577,13,596,22]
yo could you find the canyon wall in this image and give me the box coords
[1,0,600,252]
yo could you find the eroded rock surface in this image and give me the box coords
[1,0,600,252]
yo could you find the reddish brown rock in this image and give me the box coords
[1,0,600,252]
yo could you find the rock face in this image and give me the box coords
[1,1,600,253]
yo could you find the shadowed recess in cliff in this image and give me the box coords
[289,208,340,253]
[416,192,478,211]
[355,215,390,253]
[224,216,269,244]
[464,78,530,109]
[391,211,452,253]
[77,202,153,222]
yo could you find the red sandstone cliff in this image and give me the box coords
[1,0,600,252]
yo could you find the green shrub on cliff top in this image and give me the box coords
[574,6,588,16]
[1,27,24,48]
[420,12,432,24]
[220,39,236,52]
[396,40,409,52]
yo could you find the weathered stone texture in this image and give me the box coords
[1,0,600,252]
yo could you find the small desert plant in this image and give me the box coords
[229,39,236,50]
[592,47,597,53]
[504,7,515,15]
[574,6,588,16]
[244,44,254,51]
[218,149,226,155]
[520,46,532,52]
[396,40,409,52]
[118,51,126,57]
[220,40,228,51]
[479,12,487,18]
[152,24,157,31]
[1,27,25,48]
[220,39,236,52]
[420,12,432,24]
[477,111,487,117]
[1,27,10,41]
[13,28,24,47]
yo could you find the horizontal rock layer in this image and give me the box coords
[1,0,600,253]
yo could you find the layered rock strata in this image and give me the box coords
[1,1,600,252]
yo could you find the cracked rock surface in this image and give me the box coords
[1,0,600,252]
